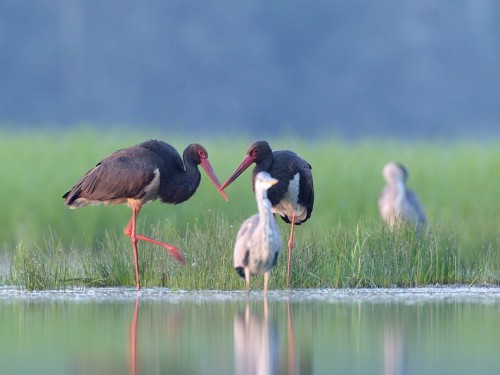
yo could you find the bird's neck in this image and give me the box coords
[394,181,407,205]
[159,164,201,204]
[254,158,273,175]
[395,180,406,193]
[256,190,274,231]
[183,162,202,187]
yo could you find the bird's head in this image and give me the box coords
[254,171,279,191]
[246,140,272,163]
[219,140,272,191]
[187,144,228,201]
[383,162,408,184]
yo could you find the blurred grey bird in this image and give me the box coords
[234,171,282,293]
[378,162,426,232]
[234,299,279,375]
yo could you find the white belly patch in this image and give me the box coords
[272,173,308,222]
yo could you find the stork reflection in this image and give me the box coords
[128,297,139,375]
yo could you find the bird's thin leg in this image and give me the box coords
[287,213,296,288]
[124,206,141,290]
[133,234,186,265]
[245,267,251,294]
[124,206,186,265]
[264,271,270,295]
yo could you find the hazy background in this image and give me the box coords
[1,0,499,139]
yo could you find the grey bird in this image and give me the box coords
[378,162,426,231]
[234,171,282,293]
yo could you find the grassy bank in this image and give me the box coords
[1,128,499,289]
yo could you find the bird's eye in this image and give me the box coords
[198,149,207,159]
[251,148,259,157]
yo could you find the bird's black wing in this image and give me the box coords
[267,151,314,208]
[64,146,158,204]
[297,159,314,219]
[260,151,296,205]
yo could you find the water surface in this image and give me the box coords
[1,286,499,375]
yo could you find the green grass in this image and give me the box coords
[1,127,499,290]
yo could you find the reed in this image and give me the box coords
[7,216,498,290]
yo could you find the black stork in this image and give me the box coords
[63,140,228,290]
[220,140,314,287]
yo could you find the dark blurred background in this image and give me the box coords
[1,0,499,139]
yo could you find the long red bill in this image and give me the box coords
[219,154,254,191]
[200,158,229,201]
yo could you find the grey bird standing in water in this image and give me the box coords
[378,162,426,232]
[234,172,282,294]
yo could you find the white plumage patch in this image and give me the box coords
[141,167,161,204]
[273,173,308,222]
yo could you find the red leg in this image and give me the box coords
[124,205,186,289]
[287,213,296,288]
[124,206,142,290]
[132,234,185,264]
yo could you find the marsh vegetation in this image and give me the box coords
[1,129,498,290]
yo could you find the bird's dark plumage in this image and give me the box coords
[63,139,228,290]
[63,140,209,207]
[221,140,314,225]
[220,140,314,288]
[251,144,314,225]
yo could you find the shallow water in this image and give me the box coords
[1,286,499,375]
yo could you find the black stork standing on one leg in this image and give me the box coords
[219,140,314,287]
[63,140,228,290]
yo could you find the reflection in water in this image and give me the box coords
[130,295,313,375]
[234,298,280,375]
[286,301,313,375]
[1,288,498,375]
[125,296,186,375]
[128,297,139,375]
[383,326,406,375]
[287,301,295,375]
[234,298,312,375]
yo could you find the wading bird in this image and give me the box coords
[222,141,313,287]
[234,172,282,293]
[63,140,228,290]
[378,162,426,232]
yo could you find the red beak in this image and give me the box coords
[200,158,229,201]
[219,154,254,191]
